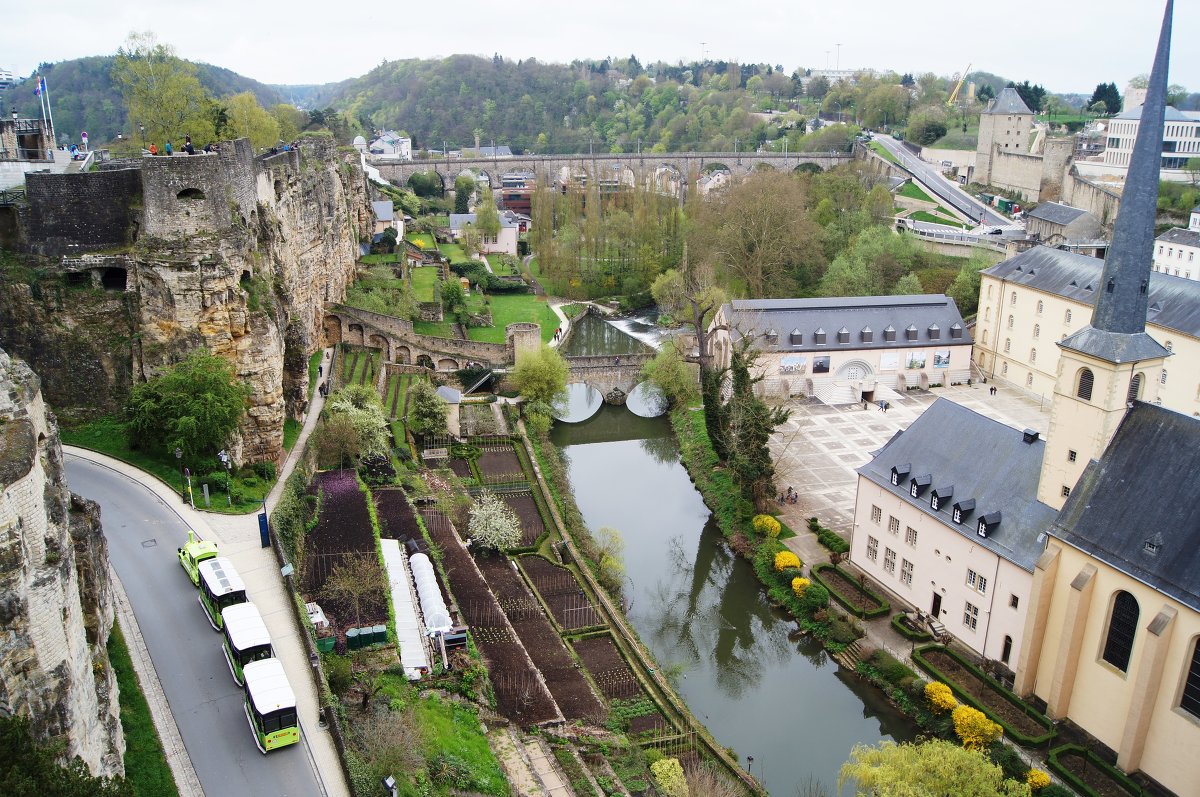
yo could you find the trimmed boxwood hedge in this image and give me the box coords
[912,644,1056,747]
[811,563,891,619]
[891,612,934,642]
[1048,744,1147,797]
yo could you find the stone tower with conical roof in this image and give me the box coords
[1036,0,1174,510]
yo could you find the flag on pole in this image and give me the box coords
[34,77,45,96]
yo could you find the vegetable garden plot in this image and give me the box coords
[461,403,502,436]
[373,488,423,542]
[572,636,645,702]
[521,557,600,630]
[447,458,474,479]
[475,554,606,722]
[301,470,388,633]
[420,509,560,726]
[476,448,524,481]
[501,492,545,547]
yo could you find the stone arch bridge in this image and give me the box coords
[373,151,853,195]
[564,353,657,404]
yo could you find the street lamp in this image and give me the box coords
[10,106,16,121]
[174,447,184,500]
[218,450,232,506]
[139,124,146,152]
[382,775,398,797]
[746,754,754,775]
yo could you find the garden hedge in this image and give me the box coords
[912,644,1056,747]
[811,563,891,619]
[1047,744,1147,797]
[891,612,934,642]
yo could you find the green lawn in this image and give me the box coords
[60,417,270,514]
[897,181,935,203]
[910,210,968,229]
[382,373,421,419]
[283,417,302,452]
[466,294,558,343]
[869,141,899,165]
[410,265,442,302]
[413,320,457,338]
[560,303,586,319]
[340,345,382,387]
[108,625,181,797]
[404,232,437,250]
[414,694,507,796]
[438,243,468,262]
[359,253,401,266]
[357,266,406,291]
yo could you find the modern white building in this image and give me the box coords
[1152,205,1200,279]
[1101,105,1199,177]
[368,131,412,161]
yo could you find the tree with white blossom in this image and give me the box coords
[468,490,522,551]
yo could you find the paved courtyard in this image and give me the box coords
[769,382,1052,535]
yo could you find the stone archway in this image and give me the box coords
[394,345,411,364]
[323,315,342,346]
[437,357,459,371]
[347,323,365,345]
[836,359,874,381]
[416,354,434,369]
[368,334,390,361]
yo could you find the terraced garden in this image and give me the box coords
[339,345,381,388]
[381,371,420,419]
[521,556,600,629]
[572,635,670,737]
[409,264,443,303]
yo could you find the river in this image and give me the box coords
[551,313,914,795]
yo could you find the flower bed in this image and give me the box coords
[811,563,890,619]
[1048,745,1146,797]
[913,645,1056,746]
[500,492,546,547]
[521,556,602,630]
[301,470,388,633]
[476,553,606,722]
[891,612,934,642]
[421,509,560,725]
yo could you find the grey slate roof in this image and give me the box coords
[723,295,973,353]
[1051,402,1200,611]
[371,200,393,222]
[1114,104,1190,121]
[984,87,1033,115]
[1059,327,1170,363]
[982,246,1200,340]
[1156,227,1200,248]
[857,398,1057,571]
[1027,202,1090,227]
[448,212,517,230]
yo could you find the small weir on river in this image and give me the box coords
[553,313,915,794]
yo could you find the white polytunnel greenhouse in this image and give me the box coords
[410,553,452,633]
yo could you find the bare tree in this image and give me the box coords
[323,554,386,628]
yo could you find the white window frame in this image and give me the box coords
[905,526,918,547]
[900,559,914,586]
[964,601,979,630]
[867,536,878,562]
[871,505,882,524]
[883,548,896,575]
[888,516,900,535]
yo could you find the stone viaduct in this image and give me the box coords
[373,151,853,194]
[323,305,656,400]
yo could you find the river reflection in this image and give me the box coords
[552,404,915,795]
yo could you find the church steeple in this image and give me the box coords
[1037,1,1173,510]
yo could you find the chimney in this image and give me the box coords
[1022,429,1040,444]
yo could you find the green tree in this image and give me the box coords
[0,715,133,797]
[315,413,362,469]
[839,739,1031,797]
[225,91,281,147]
[893,273,923,295]
[406,379,449,436]
[326,385,390,457]
[1185,157,1200,186]
[725,343,789,508]
[271,104,307,142]
[112,31,215,148]
[441,279,466,311]
[947,257,988,316]
[475,186,501,240]
[512,344,569,404]
[468,489,522,550]
[1006,80,1046,113]
[906,116,948,146]
[125,350,250,461]
[641,339,698,406]
[460,224,482,258]
[806,75,831,100]
[454,174,476,214]
[324,554,387,628]
[1088,82,1121,117]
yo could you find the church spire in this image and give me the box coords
[1090,0,1172,335]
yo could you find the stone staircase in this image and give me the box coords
[814,381,860,406]
[832,639,866,670]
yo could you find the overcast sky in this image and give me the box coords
[3,0,1194,94]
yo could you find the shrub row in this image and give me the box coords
[890,612,934,642]
[1048,745,1147,797]
[912,645,1056,747]
[807,516,850,554]
[811,563,891,619]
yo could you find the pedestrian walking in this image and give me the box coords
[318,365,323,378]
[165,141,173,156]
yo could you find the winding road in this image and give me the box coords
[67,457,326,797]
[873,135,1010,227]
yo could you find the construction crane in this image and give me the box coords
[947,64,972,107]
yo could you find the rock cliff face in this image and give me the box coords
[0,348,124,776]
[0,137,370,463]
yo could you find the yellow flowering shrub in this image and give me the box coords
[952,704,1003,750]
[1027,768,1050,790]
[924,681,958,713]
[774,550,801,571]
[752,514,782,538]
[792,577,811,598]
[650,757,689,797]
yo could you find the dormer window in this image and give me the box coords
[931,486,953,512]
[977,511,1001,538]
[910,474,931,497]
[884,325,896,342]
[891,464,911,486]
[931,495,939,510]
[953,507,961,523]
[837,327,850,344]
[905,324,918,341]
[1143,533,1163,556]
[950,323,963,339]
[952,499,975,525]
[790,328,803,346]
[861,326,873,342]
[814,327,827,345]
[928,324,940,340]
[765,329,779,345]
